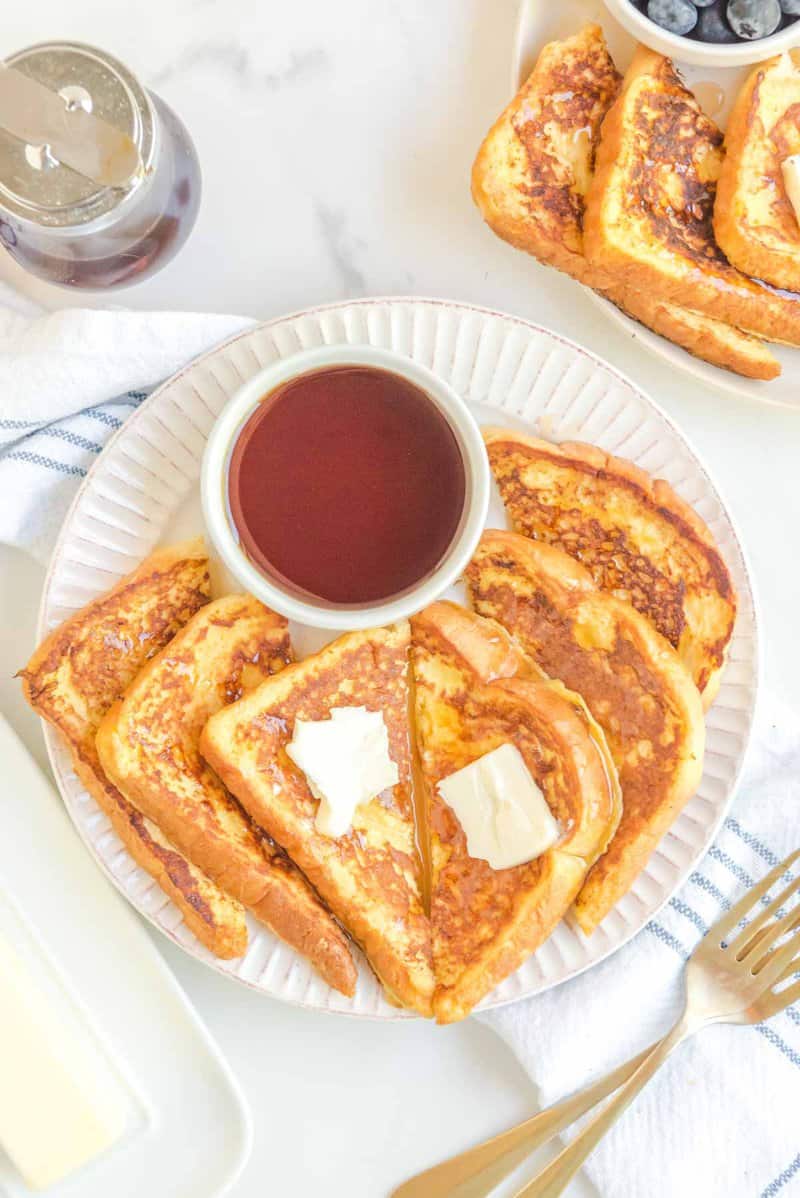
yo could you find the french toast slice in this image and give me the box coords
[471,24,619,284]
[714,51,800,294]
[200,623,434,1016]
[412,602,620,1023]
[20,540,248,960]
[471,25,780,380]
[96,596,357,996]
[584,47,800,347]
[483,429,736,705]
[466,531,705,936]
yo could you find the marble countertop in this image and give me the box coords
[1,2,799,1196]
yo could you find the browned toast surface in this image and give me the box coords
[471,24,620,283]
[466,531,705,934]
[96,595,357,996]
[714,51,800,293]
[584,47,800,346]
[412,602,620,1022]
[471,26,780,380]
[200,623,434,1015]
[483,429,736,704]
[20,540,248,959]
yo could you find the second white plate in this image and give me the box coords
[0,716,250,1198]
[512,0,800,409]
[38,298,758,1019]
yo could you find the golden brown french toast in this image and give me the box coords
[471,25,780,381]
[603,283,780,381]
[20,540,248,959]
[584,47,800,347]
[200,623,434,1016]
[483,429,736,705]
[472,24,619,284]
[412,602,620,1022]
[715,51,800,294]
[466,531,705,936]
[96,595,357,996]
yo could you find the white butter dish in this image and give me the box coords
[0,714,251,1198]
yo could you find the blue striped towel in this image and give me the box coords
[481,700,800,1197]
[0,285,250,561]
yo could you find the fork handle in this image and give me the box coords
[390,1044,654,1198]
[513,1016,694,1198]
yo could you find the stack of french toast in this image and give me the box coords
[472,25,800,381]
[21,428,735,1023]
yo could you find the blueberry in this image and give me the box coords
[647,0,699,34]
[727,0,781,36]
[780,0,800,14]
[693,0,716,8]
[696,0,740,37]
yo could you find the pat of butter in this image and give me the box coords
[0,930,126,1191]
[438,743,559,870]
[782,155,800,226]
[286,706,399,837]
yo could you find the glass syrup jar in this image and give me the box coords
[0,42,201,289]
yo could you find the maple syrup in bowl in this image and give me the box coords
[202,346,490,630]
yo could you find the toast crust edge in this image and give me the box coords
[411,602,621,1023]
[482,428,737,706]
[471,28,780,380]
[95,596,357,997]
[199,623,434,1017]
[19,539,250,960]
[714,51,800,293]
[467,530,706,937]
[583,47,800,348]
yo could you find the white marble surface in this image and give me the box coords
[1,2,799,1195]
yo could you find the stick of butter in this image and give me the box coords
[0,928,126,1190]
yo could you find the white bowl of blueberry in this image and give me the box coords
[605,0,800,63]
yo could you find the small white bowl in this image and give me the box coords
[604,0,800,66]
[201,344,490,631]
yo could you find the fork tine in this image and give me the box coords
[754,977,800,1020]
[750,899,800,973]
[750,926,800,989]
[707,848,800,944]
[732,869,800,958]
[778,948,800,984]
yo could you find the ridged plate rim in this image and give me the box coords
[37,297,760,1020]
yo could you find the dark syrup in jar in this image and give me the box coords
[228,366,467,605]
[0,95,200,289]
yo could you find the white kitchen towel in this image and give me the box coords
[1,288,798,1197]
[480,693,800,1198]
[0,282,252,561]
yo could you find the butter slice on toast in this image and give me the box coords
[483,429,736,706]
[96,595,357,996]
[584,47,800,348]
[20,540,248,960]
[412,602,620,1023]
[471,25,780,380]
[715,50,800,294]
[466,531,705,936]
[200,623,434,1016]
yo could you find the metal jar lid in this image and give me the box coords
[0,42,155,228]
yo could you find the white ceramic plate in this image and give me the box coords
[0,716,250,1198]
[512,0,800,410]
[39,298,758,1020]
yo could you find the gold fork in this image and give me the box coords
[393,848,800,1198]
